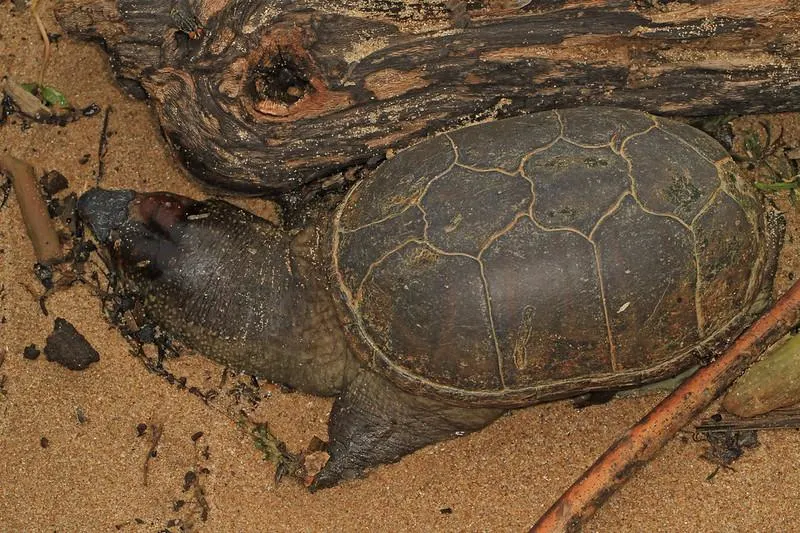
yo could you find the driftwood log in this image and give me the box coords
[57,0,800,196]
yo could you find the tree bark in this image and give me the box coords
[57,0,800,195]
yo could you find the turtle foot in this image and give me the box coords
[309,369,503,491]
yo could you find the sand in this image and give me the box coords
[2,3,800,532]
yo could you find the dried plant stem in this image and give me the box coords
[31,0,52,89]
[0,155,62,264]
[697,408,800,433]
[531,278,800,532]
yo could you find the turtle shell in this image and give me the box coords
[331,107,782,407]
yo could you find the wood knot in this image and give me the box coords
[239,28,352,121]
[250,51,314,117]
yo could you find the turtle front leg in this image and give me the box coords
[310,369,504,490]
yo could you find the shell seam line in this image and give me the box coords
[528,213,592,241]
[618,123,657,154]
[558,137,614,150]
[418,134,461,241]
[477,211,529,259]
[631,195,693,232]
[592,240,618,372]
[332,179,364,306]
[690,185,723,228]
[340,202,416,234]
[354,237,423,305]
[478,258,506,389]
[588,191,629,243]
[693,226,706,338]
[455,162,518,176]
[690,186,724,339]
[516,132,564,176]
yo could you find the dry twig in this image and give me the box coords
[0,155,62,264]
[30,0,52,88]
[531,278,800,532]
[96,106,112,184]
[697,408,800,433]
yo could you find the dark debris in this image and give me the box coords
[701,427,759,470]
[41,170,69,196]
[43,317,100,370]
[23,343,40,360]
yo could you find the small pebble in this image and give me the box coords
[183,471,197,491]
[23,344,40,360]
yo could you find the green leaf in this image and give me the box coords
[40,85,70,108]
[18,82,71,109]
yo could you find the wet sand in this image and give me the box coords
[2,4,800,531]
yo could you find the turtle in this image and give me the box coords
[77,107,783,490]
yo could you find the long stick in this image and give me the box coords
[0,155,62,264]
[531,278,800,532]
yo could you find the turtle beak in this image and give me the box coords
[78,188,201,281]
[78,188,200,243]
[77,188,136,244]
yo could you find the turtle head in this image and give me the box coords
[78,188,206,283]
[77,188,136,244]
[78,187,351,396]
[78,188,198,245]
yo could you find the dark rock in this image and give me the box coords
[43,318,100,370]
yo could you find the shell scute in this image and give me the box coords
[625,127,720,224]
[447,110,560,171]
[482,217,612,384]
[338,133,455,231]
[358,243,502,391]
[656,119,730,163]
[421,165,531,255]
[559,107,655,148]
[693,191,759,334]
[594,195,699,369]
[524,140,630,234]
[336,207,426,299]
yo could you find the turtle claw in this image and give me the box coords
[309,460,358,492]
[308,369,504,490]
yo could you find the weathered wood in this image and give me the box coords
[57,0,800,195]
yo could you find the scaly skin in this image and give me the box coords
[78,188,503,487]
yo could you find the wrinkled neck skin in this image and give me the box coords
[80,189,352,396]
